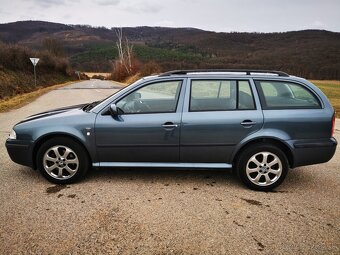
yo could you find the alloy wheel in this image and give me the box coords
[43,145,79,180]
[246,151,282,186]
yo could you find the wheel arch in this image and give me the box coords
[32,132,92,169]
[232,137,294,168]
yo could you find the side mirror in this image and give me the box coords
[109,103,118,116]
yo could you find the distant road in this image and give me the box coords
[58,79,123,90]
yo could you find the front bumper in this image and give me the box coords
[5,139,34,168]
[291,137,337,168]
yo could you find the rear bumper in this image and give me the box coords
[291,137,337,168]
[5,139,34,168]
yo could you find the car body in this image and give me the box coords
[6,69,337,190]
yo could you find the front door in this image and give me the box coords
[95,79,185,163]
[180,79,263,163]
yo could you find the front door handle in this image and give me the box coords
[240,120,256,127]
[162,122,179,129]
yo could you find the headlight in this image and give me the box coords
[9,129,16,140]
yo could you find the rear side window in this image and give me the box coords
[190,80,255,111]
[238,81,255,110]
[255,80,321,109]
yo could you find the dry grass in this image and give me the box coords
[84,72,110,78]
[310,80,340,85]
[310,80,340,117]
[0,81,75,112]
[123,72,142,85]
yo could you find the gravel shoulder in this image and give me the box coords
[0,80,339,254]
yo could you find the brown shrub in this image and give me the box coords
[0,41,70,75]
[123,72,142,84]
[109,60,163,82]
[140,61,162,76]
[110,58,140,82]
[0,41,74,99]
[92,74,105,80]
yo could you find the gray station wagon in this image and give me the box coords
[6,69,337,191]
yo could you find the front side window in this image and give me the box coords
[190,80,255,111]
[255,80,321,109]
[116,81,182,114]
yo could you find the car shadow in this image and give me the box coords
[85,167,242,187]
[15,165,305,191]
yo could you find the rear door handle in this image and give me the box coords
[240,120,256,126]
[162,122,178,129]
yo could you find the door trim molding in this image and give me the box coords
[93,162,232,168]
[96,144,179,148]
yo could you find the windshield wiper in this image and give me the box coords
[83,101,100,112]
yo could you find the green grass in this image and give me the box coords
[134,45,204,62]
[69,43,205,70]
[310,80,340,117]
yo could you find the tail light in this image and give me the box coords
[331,114,335,137]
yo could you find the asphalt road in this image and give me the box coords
[0,79,339,254]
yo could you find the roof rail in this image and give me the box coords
[159,69,289,77]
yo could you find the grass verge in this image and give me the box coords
[310,80,340,118]
[0,81,75,113]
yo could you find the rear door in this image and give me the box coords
[180,78,263,163]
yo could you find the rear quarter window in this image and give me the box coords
[255,80,321,109]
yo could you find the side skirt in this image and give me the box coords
[93,162,232,169]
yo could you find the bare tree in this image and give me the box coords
[43,38,64,57]
[125,37,133,72]
[114,27,134,74]
[115,28,124,63]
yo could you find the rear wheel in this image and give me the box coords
[236,143,288,191]
[37,137,89,184]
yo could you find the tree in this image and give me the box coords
[43,38,65,57]
[114,28,134,75]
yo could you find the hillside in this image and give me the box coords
[0,41,75,99]
[0,21,340,79]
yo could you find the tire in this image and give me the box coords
[36,137,90,184]
[236,143,289,191]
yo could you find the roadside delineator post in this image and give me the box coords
[29,58,39,87]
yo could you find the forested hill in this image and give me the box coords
[1,21,339,79]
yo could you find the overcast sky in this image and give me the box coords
[0,0,339,32]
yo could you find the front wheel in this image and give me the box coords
[37,137,90,184]
[236,144,289,191]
